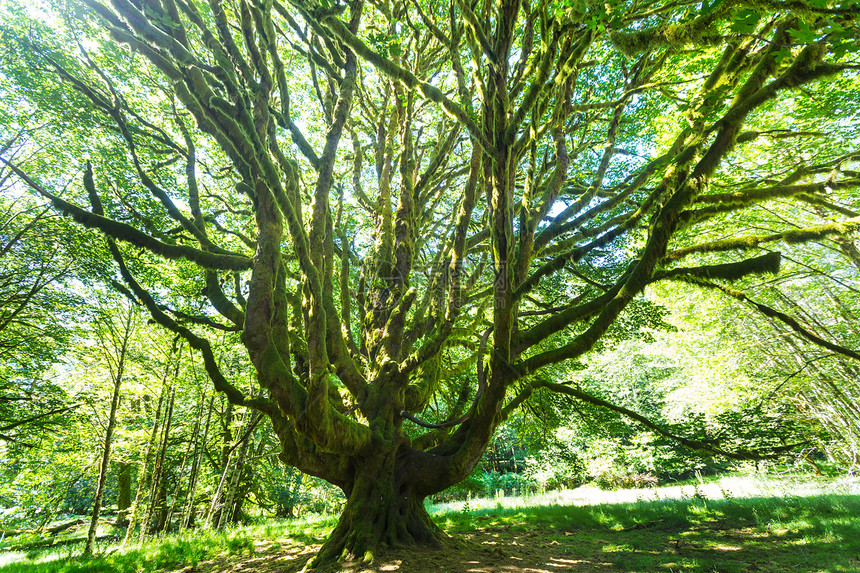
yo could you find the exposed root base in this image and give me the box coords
[306,502,444,570]
[303,538,449,572]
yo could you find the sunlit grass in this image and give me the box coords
[1,473,858,572]
[424,473,860,572]
[425,471,860,517]
[0,514,338,573]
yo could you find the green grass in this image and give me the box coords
[428,473,860,572]
[1,474,858,572]
[0,515,338,573]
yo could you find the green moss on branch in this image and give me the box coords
[665,217,860,262]
[4,160,252,271]
[655,251,781,282]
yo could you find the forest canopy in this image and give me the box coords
[1,0,859,564]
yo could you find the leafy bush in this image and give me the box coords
[265,467,307,518]
[432,467,484,502]
[62,478,97,516]
[297,478,345,515]
[478,471,535,496]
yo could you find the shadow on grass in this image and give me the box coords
[434,494,860,572]
[0,518,334,573]
[2,494,858,572]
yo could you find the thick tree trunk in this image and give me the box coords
[312,451,443,566]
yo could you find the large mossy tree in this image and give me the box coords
[2,0,859,564]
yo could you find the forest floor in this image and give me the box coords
[2,474,859,573]
[173,513,860,573]
[176,475,860,573]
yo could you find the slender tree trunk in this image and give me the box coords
[162,449,188,532]
[181,394,214,530]
[164,389,205,530]
[230,440,264,523]
[206,450,232,528]
[207,401,234,527]
[218,416,254,529]
[116,462,132,526]
[123,385,166,545]
[220,403,234,471]
[140,384,175,540]
[155,479,170,532]
[84,307,134,558]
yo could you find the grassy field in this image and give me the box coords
[1,472,858,572]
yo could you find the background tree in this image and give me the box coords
[678,237,860,467]
[83,301,136,557]
[0,167,81,446]
[1,0,859,565]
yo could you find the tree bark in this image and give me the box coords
[141,384,175,539]
[155,478,170,533]
[204,401,234,528]
[17,0,856,567]
[312,449,442,566]
[181,393,214,530]
[206,450,232,528]
[164,389,206,530]
[230,439,265,523]
[218,413,254,529]
[84,305,133,557]
[116,462,132,526]
[123,383,165,545]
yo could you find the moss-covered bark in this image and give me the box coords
[312,447,443,566]
[9,0,859,566]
